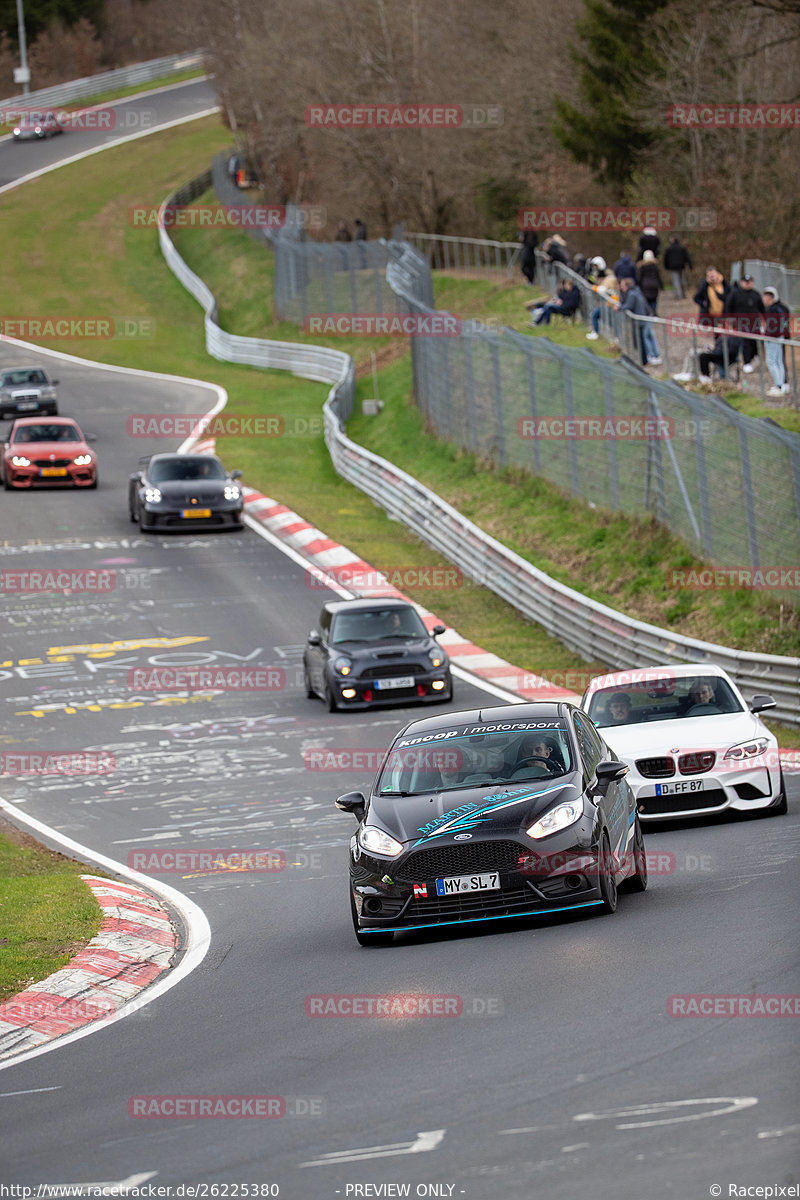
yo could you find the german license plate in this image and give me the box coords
[655,780,706,796]
[375,676,414,690]
[436,872,500,896]
[181,508,212,518]
[17,401,38,410]
[39,467,67,476]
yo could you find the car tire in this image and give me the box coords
[129,504,138,522]
[771,768,788,816]
[303,662,316,699]
[597,832,618,914]
[619,815,647,893]
[325,681,339,713]
[351,890,393,947]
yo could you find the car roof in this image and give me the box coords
[323,598,418,615]
[9,416,78,427]
[582,663,733,696]
[393,701,572,738]
[1,366,49,374]
[147,452,224,465]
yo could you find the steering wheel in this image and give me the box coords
[510,755,558,776]
[686,703,721,716]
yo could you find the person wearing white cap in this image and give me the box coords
[762,286,791,395]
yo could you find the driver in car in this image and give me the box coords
[508,736,557,778]
[607,693,633,724]
[686,680,718,712]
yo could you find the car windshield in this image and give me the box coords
[12,424,79,443]
[586,675,744,727]
[1,370,47,386]
[148,457,227,482]
[331,607,429,643]
[377,728,573,795]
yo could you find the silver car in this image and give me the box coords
[0,367,59,419]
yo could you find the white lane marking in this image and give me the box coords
[561,1143,590,1152]
[0,107,220,196]
[0,796,211,1073]
[758,1123,800,1139]
[574,1097,758,1129]
[0,1085,62,1097]
[112,831,183,844]
[300,1129,445,1167]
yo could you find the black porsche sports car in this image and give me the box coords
[337,702,647,945]
[128,453,244,532]
[303,598,452,711]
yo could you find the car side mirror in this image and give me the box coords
[52,379,59,386]
[432,624,446,636]
[595,759,629,786]
[335,791,366,821]
[231,469,243,480]
[307,630,321,646]
[750,694,776,714]
[85,434,97,443]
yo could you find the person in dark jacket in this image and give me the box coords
[664,236,692,299]
[543,234,570,265]
[531,279,582,325]
[762,286,791,394]
[635,250,664,315]
[637,226,661,260]
[698,334,744,383]
[520,229,538,285]
[613,251,636,281]
[618,277,661,365]
[354,218,367,240]
[693,267,730,330]
[726,274,765,369]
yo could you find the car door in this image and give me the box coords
[307,608,331,689]
[573,710,630,867]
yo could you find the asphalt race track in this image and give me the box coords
[1,82,798,1200]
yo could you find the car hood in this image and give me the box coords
[148,479,231,500]
[334,637,441,661]
[600,712,771,760]
[2,385,51,397]
[7,439,88,456]
[366,776,580,847]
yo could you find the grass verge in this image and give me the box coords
[0,819,104,1004]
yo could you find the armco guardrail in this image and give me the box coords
[159,171,800,725]
[0,51,205,113]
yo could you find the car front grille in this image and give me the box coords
[639,789,727,815]
[396,840,524,882]
[32,458,71,468]
[361,663,426,679]
[637,756,675,778]
[13,393,40,403]
[405,885,549,922]
[678,752,716,775]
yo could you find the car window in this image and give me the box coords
[148,457,227,482]
[572,712,604,776]
[12,424,79,443]
[2,370,47,386]
[331,607,428,644]
[586,675,744,727]
[319,609,332,643]
[377,727,573,795]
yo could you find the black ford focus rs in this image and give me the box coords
[337,702,647,945]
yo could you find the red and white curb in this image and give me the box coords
[0,876,177,1061]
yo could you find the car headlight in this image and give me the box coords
[724,738,768,761]
[358,825,404,857]
[144,487,162,503]
[223,485,241,500]
[13,127,20,136]
[73,454,92,465]
[11,455,31,466]
[527,801,583,840]
[334,656,352,676]
[429,650,444,668]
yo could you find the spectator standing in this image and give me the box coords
[637,226,661,259]
[520,230,538,285]
[542,234,570,265]
[613,251,636,281]
[585,260,619,341]
[693,267,730,329]
[335,220,352,242]
[664,236,692,299]
[726,274,765,372]
[618,277,662,365]
[762,286,791,395]
[354,219,367,240]
[636,249,664,315]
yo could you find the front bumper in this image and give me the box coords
[350,829,611,933]
[633,761,781,820]
[140,505,244,531]
[327,667,451,708]
[0,399,57,418]
[5,463,95,487]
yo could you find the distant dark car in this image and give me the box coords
[128,453,244,532]
[2,416,96,489]
[12,112,64,140]
[0,366,59,418]
[303,598,452,712]
[337,701,646,945]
